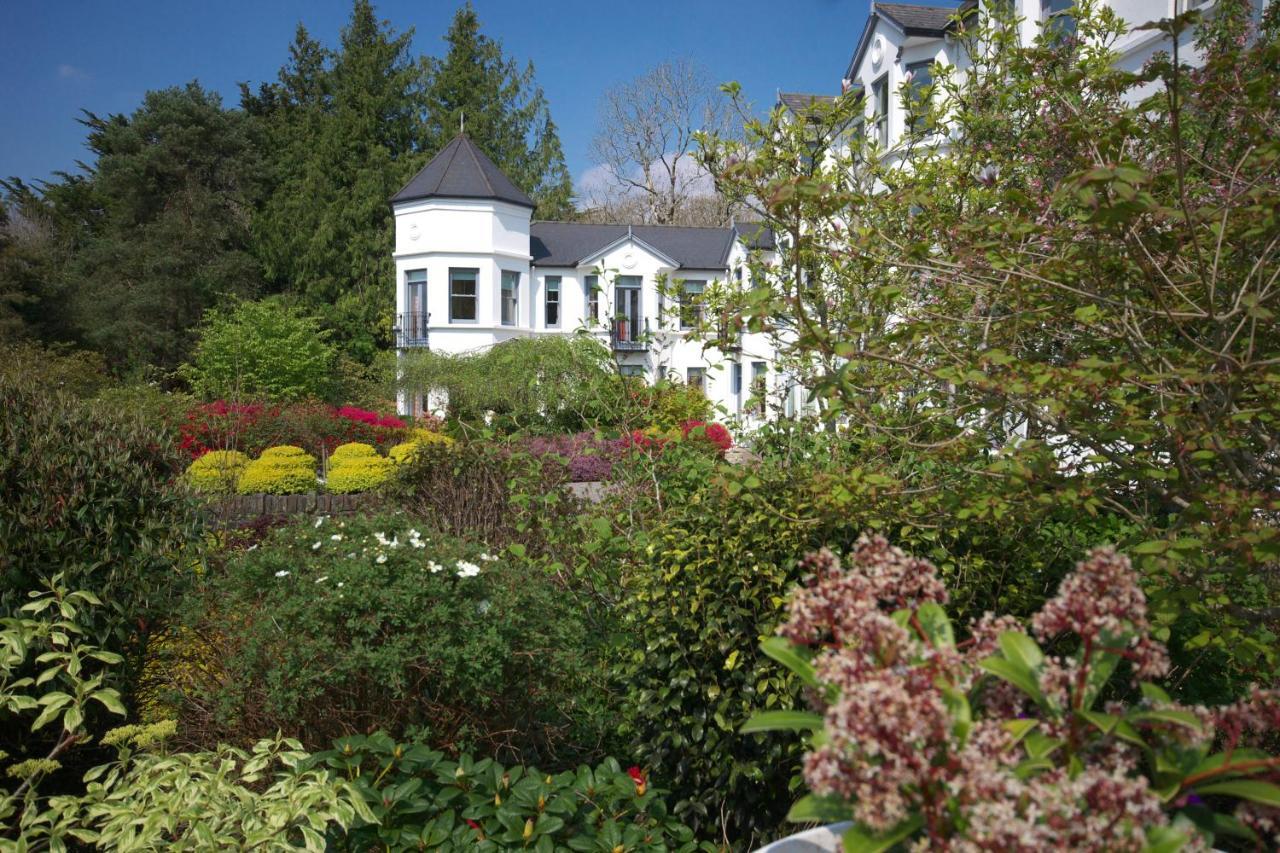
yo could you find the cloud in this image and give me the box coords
[56,64,88,81]
[576,155,717,205]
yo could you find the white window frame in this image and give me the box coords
[448,267,479,324]
[544,275,561,328]
[501,270,520,326]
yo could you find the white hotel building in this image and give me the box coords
[390,133,792,420]
[393,0,1251,420]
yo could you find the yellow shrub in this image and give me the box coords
[411,429,455,447]
[326,455,395,494]
[236,456,318,494]
[389,442,422,464]
[329,442,378,463]
[259,445,316,466]
[184,450,249,494]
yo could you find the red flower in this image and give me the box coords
[626,765,648,796]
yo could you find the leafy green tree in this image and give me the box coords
[37,84,265,373]
[706,0,1280,686]
[423,3,575,219]
[247,2,425,363]
[181,298,337,402]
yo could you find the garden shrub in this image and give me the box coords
[171,514,608,763]
[257,444,315,465]
[325,454,394,494]
[389,441,579,554]
[178,400,409,459]
[184,449,250,494]
[179,297,337,402]
[0,370,202,655]
[328,441,378,463]
[313,733,708,852]
[236,451,318,495]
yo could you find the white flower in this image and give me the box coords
[336,581,344,588]
[479,553,498,562]
[247,544,258,551]
[374,532,391,546]
[346,552,356,559]
[314,517,325,528]
[315,576,328,584]
[388,536,399,549]
[455,561,481,578]
[311,541,322,551]
[376,554,388,564]
[330,534,343,542]
[427,561,443,573]
[274,570,290,578]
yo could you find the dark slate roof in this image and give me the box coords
[529,221,774,269]
[391,133,535,209]
[734,221,776,251]
[876,2,960,34]
[845,2,960,82]
[777,92,839,114]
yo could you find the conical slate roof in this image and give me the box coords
[391,133,535,209]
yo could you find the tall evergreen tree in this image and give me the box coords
[247,3,424,362]
[31,83,264,373]
[423,4,574,219]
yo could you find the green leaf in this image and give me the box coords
[1194,780,1280,807]
[998,631,1044,671]
[979,656,1044,705]
[915,602,955,648]
[91,689,127,717]
[786,793,851,824]
[740,710,824,734]
[760,637,818,689]
[842,815,923,852]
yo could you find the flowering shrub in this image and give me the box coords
[312,735,701,851]
[236,450,318,495]
[679,420,732,455]
[747,538,1280,851]
[523,432,629,482]
[325,454,395,494]
[389,429,455,465]
[184,450,250,494]
[178,401,410,458]
[333,405,405,430]
[171,514,606,761]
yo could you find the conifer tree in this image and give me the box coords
[423,4,574,219]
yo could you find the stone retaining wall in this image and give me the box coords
[208,493,376,524]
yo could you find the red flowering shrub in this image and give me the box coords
[179,400,411,459]
[679,420,733,455]
[751,538,1280,850]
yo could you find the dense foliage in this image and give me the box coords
[314,734,707,851]
[0,1,573,376]
[178,400,410,458]
[706,0,1280,686]
[750,537,1280,850]
[180,298,337,402]
[169,514,610,764]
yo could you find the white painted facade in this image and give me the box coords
[391,195,799,423]
[841,0,1254,157]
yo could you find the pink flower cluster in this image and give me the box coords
[334,406,406,430]
[778,538,1208,846]
[1031,547,1169,680]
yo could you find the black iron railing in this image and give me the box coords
[610,317,649,351]
[395,312,430,348]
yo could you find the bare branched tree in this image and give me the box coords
[587,59,739,226]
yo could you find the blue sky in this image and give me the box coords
[0,0,936,195]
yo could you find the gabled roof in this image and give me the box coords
[777,91,840,115]
[734,221,776,252]
[845,1,961,80]
[877,2,960,34]
[529,221,773,270]
[391,133,535,209]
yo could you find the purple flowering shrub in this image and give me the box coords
[522,432,629,483]
[746,537,1280,851]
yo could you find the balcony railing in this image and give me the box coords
[611,317,649,351]
[395,312,430,348]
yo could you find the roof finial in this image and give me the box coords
[460,111,465,134]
